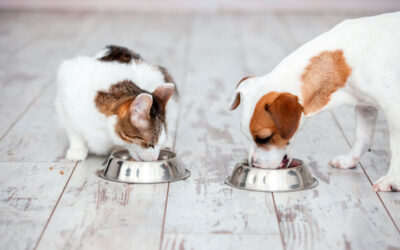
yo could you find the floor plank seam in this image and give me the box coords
[375,192,400,234]
[158,183,170,250]
[0,19,52,69]
[171,16,194,151]
[272,193,287,250]
[0,14,101,146]
[158,16,194,250]
[0,81,51,143]
[32,161,79,250]
[330,111,400,233]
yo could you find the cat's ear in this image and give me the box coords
[130,93,153,128]
[152,83,174,107]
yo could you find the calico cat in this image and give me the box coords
[56,45,177,161]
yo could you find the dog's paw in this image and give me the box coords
[329,154,358,169]
[372,175,400,192]
[66,148,88,161]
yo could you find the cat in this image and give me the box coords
[56,45,178,161]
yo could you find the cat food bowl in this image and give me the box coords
[100,149,190,184]
[225,159,318,192]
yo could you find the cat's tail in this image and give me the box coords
[158,65,179,99]
[95,45,141,64]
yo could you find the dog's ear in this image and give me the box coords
[268,93,303,140]
[229,90,242,110]
[229,76,254,110]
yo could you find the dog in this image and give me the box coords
[229,12,400,192]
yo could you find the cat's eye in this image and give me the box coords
[255,134,273,144]
[149,144,155,149]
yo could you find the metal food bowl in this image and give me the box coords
[225,159,318,192]
[100,149,190,184]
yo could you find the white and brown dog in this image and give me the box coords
[229,12,400,192]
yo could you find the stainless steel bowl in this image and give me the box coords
[100,149,190,184]
[225,159,318,192]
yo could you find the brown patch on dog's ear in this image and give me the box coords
[229,76,254,111]
[250,92,302,148]
[301,49,352,114]
[152,84,174,107]
[250,92,279,135]
[268,93,303,140]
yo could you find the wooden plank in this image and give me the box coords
[0,84,68,162]
[162,14,283,249]
[1,0,399,13]
[0,73,51,140]
[0,162,75,250]
[270,14,400,249]
[0,12,52,66]
[274,113,400,249]
[36,14,192,250]
[0,13,101,250]
[1,12,100,77]
[240,14,291,75]
[162,233,281,250]
[37,157,168,250]
[0,13,99,140]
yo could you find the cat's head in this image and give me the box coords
[97,82,174,161]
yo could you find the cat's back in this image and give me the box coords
[57,56,134,98]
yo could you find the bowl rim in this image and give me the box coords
[238,158,305,170]
[224,177,318,193]
[99,169,191,184]
[110,148,176,163]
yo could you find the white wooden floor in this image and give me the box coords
[0,11,399,250]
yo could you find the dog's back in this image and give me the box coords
[270,12,400,106]
[334,12,400,105]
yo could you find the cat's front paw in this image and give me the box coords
[66,148,88,161]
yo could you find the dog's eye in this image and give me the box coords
[255,134,273,144]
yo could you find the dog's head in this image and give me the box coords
[229,76,303,168]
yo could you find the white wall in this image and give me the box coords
[0,0,399,13]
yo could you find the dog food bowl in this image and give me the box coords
[100,149,190,184]
[225,159,318,192]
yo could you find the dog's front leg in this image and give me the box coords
[373,111,400,191]
[330,105,378,169]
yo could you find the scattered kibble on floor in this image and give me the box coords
[49,166,54,170]
[60,170,64,175]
